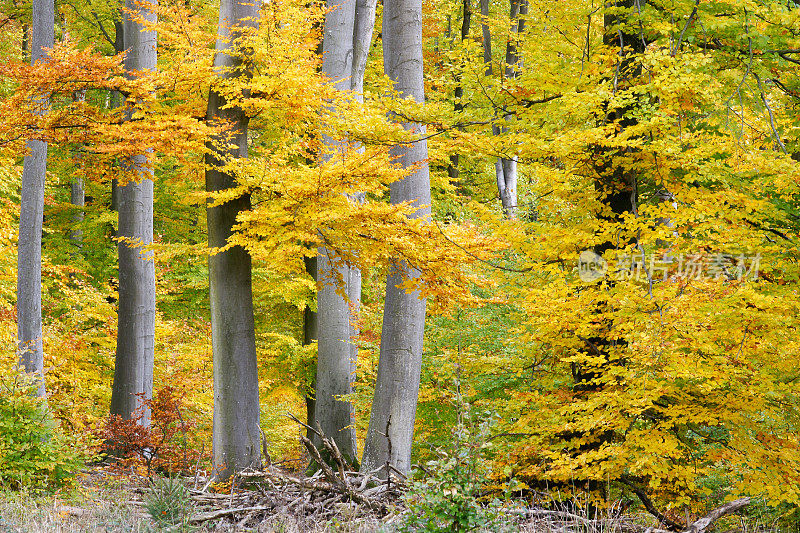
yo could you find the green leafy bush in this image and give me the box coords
[400,404,509,533]
[0,367,82,490]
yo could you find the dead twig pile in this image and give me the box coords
[513,498,752,533]
[186,416,404,529]
[170,414,752,531]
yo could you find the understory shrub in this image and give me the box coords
[0,365,82,490]
[144,475,194,530]
[400,403,510,533]
[101,386,201,475]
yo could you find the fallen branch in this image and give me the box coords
[241,465,386,512]
[241,468,338,492]
[685,498,751,533]
[643,498,752,533]
[526,509,592,526]
[189,505,272,523]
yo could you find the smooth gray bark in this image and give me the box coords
[314,250,359,463]
[654,189,677,249]
[70,90,86,247]
[110,0,157,426]
[314,0,376,466]
[206,0,262,480]
[361,0,431,476]
[17,0,54,398]
[494,0,527,219]
[351,0,377,95]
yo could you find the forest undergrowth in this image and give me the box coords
[0,466,783,533]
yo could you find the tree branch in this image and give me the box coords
[620,476,685,531]
[754,72,788,154]
[685,498,751,533]
[671,0,700,56]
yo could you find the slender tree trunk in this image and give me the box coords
[480,0,492,72]
[70,90,86,247]
[654,189,677,249]
[206,0,262,480]
[314,0,376,466]
[361,0,431,477]
[351,0,377,95]
[110,0,157,426]
[21,23,30,62]
[70,177,85,246]
[110,19,125,213]
[304,256,318,442]
[315,0,358,465]
[17,0,54,398]
[446,0,472,186]
[494,0,526,218]
[314,252,359,464]
[591,0,646,256]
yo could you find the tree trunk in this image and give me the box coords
[70,174,84,245]
[314,0,376,466]
[206,0,262,480]
[314,250,359,464]
[494,0,527,219]
[110,0,157,426]
[566,0,647,500]
[21,23,30,62]
[351,0,377,95]
[446,0,472,186]
[480,0,492,73]
[304,256,318,442]
[110,19,125,213]
[361,0,431,477]
[17,0,54,398]
[70,90,86,247]
[592,0,645,256]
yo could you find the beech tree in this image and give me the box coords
[63,27,85,248]
[361,0,431,476]
[109,0,157,425]
[445,0,470,185]
[560,0,646,499]
[17,0,54,398]
[69,90,85,247]
[206,0,262,479]
[314,0,376,466]
[462,0,800,510]
[494,0,526,218]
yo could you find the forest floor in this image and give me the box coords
[0,466,395,532]
[0,467,778,533]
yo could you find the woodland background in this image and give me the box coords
[1,0,800,529]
